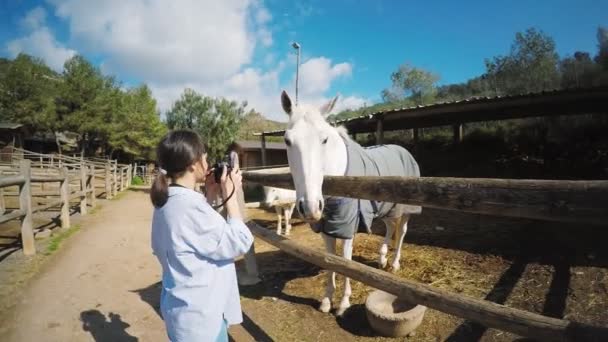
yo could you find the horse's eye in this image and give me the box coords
[322,137,328,144]
[284,137,291,146]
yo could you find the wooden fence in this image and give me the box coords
[242,168,608,341]
[0,148,135,255]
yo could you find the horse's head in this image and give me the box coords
[262,186,279,207]
[281,90,347,223]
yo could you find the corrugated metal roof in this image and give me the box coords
[254,87,608,136]
[0,122,24,130]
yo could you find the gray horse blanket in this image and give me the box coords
[312,138,421,239]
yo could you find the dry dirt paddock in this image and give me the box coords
[239,206,608,341]
[0,189,605,341]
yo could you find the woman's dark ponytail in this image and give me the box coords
[150,130,206,208]
[151,172,169,208]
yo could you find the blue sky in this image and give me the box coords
[1,0,606,121]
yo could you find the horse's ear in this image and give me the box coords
[281,90,293,115]
[320,94,339,116]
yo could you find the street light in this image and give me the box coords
[292,41,301,106]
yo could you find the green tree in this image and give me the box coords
[0,53,58,132]
[166,88,246,160]
[485,28,560,94]
[381,63,439,105]
[595,26,608,70]
[108,85,166,159]
[560,51,601,88]
[55,55,110,153]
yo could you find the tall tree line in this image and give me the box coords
[0,54,166,159]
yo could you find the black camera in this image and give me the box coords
[211,155,233,184]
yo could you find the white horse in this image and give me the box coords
[280,90,421,316]
[262,186,296,236]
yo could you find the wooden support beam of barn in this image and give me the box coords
[242,170,608,225]
[246,221,608,341]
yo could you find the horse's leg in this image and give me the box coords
[275,206,283,235]
[379,218,396,268]
[391,215,410,271]
[320,234,336,313]
[285,203,295,236]
[336,238,354,316]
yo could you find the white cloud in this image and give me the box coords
[334,95,368,114]
[10,0,365,122]
[299,57,352,95]
[8,5,76,72]
[47,0,270,83]
[21,6,47,30]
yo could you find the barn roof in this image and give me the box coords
[0,122,24,130]
[254,87,608,136]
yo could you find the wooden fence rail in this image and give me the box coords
[247,222,608,341]
[0,154,132,255]
[243,169,608,225]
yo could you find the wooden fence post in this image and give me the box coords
[376,117,384,145]
[113,161,118,196]
[413,128,420,155]
[260,135,267,166]
[120,167,124,191]
[60,167,70,229]
[127,165,132,187]
[79,163,87,215]
[105,162,113,199]
[19,159,35,255]
[89,165,96,207]
[0,188,5,216]
[453,123,463,144]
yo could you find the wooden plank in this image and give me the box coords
[453,123,463,144]
[0,209,25,225]
[79,165,87,215]
[242,172,608,225]
[113,162,118,196]
[247,221,608,341]
[0,188,4,215]
[376,117,384,144]
[19,160,35,255]
[31,176,64,183]
[260,135,267,166]
[0,175,25,188]
[60,167,70,229]
[32,199,64,213]
[89,165,96,207]
[105,162,113,199]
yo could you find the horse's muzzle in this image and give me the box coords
[297,198,324,222]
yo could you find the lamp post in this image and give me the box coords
[292,41,301,106]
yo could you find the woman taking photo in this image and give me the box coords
[150,130,253,341]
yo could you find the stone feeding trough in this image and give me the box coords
[365,290,427,337]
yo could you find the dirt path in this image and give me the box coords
[3,189,167,342]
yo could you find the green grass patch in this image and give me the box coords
[131,175,144,185]
[46,225,81,255]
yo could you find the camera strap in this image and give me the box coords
[211,175,237,210]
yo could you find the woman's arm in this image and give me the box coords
[190,204,253,261]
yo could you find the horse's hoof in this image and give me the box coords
[336,303,350,316]
[379,257,388,269]
[319,299,331,313]
[391,262,401,272]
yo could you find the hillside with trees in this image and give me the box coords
[330,27,608,122]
